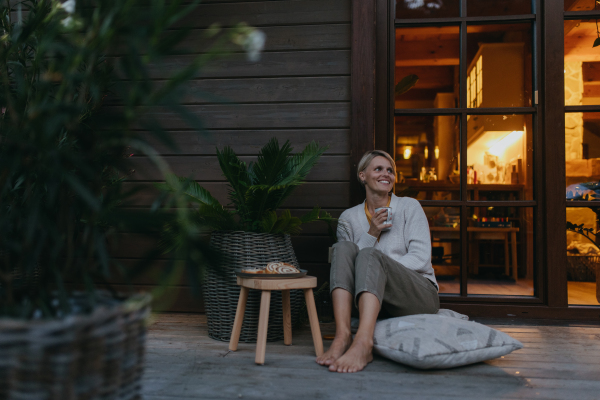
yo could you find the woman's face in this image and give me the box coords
[359,156,396,194]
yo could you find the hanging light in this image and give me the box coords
[403,146,412,159]
[434,146,440,159]
[424,146,429,159]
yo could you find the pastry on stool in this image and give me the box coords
[265,262,300,274]
[241,267,265,274]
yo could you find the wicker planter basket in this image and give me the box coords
[205,231,304,342]
[566,255,598,282]
[0,292,151,400]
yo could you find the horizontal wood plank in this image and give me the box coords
[108,77,350,105]
[104,103,349,130]
[127,155,350,181]
[177,24,350,54]
[121,181,351,208]
[110,233,334,264]
[174,0,350,28]
[119,50,350,79]
[140,129,350,155]
[89,259,331,288]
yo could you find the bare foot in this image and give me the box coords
[316,334,352,366]
[328,338,373,373]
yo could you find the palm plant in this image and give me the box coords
[162,138,335,235]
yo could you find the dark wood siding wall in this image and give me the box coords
[110,0,352,312]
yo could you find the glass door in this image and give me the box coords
[393,0,540,301]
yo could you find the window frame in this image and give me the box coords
[350,0,600,317]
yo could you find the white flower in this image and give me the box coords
[243,30,266,62]
[61,15,74,28]
[60,0,76,14]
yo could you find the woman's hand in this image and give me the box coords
[367,208,392,238]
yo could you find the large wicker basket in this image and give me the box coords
[205,231,304,342]
[0,292,151,400]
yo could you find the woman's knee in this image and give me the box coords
[356,247,383,265]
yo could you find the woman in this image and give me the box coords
[316,150,439,373]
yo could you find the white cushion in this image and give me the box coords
[373,314,523,369]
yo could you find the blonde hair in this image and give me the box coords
[356,150,396,186]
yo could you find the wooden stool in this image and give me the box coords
[228,276,324,365]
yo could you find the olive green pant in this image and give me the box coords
[330,241,439,318]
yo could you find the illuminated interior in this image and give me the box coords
[394,23,534,296]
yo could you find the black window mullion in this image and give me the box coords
[394,107,537,115]
[459,17,468,297]
[394,14,536,25]
[565,105,600,112]
[564,11,600,19]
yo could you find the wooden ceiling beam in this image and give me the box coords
[565,0,593,12]
[396,40,459,66]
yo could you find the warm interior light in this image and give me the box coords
[434,146,440,159]
[403,146,412,159]
[488,130,523,156]
[424,146,429,159]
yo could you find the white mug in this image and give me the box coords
[374,207,392,231]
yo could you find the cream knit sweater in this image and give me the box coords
[337,193,439,290]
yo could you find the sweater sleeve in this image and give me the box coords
[396,199,432,274]
[336,208,378,249]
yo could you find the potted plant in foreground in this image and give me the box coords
[162,138,334,341]
[0,0,264,398]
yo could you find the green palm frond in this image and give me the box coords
[259,209,303,235]
[216,146,252,222]
[248,137,292,186]
[158,138,328,235]
[196,203,238,231]
[244,139,327,224]
[160,176,222,208]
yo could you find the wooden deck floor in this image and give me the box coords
[143,313,600,400]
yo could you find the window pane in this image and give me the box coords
[566,207,600,305]
[565,112,600,200]
[424,206,461,295]
[466,23,532,108]
[466,114,533,201]
[394,115,460,200]
[395,26,459,109]
[396,0,459,19]
[565,0,597,11]
[467,206,534,296]
[467,0,531,17]
[564,20,600,106]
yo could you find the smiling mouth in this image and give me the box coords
[379,180,390,184]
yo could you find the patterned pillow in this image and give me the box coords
[373,314,523,369]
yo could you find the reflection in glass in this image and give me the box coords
[396,0,459,19]
[467,0,531,17]
[564,21,600,107]
[565,113,600,199]
[566,207,600,305]
[467,207,534,296]
[466,114,533,201]
[466,23,532,108]
[394,115,460,200]
[424,207,460,294]
[395,26,459,109]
